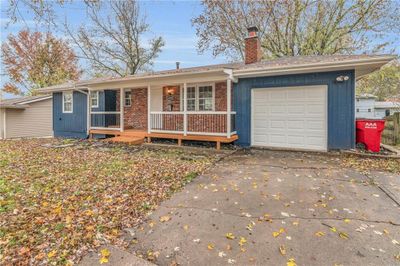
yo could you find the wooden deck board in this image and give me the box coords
[105,136,144,145]
[90,129,238,148]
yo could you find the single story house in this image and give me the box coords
[37,27,394,151]
[0,95,53,139]
[356,94,399,119]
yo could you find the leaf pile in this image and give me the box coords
[341,155,400,173]
[0,139,217,265]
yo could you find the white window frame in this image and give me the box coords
[90,91,99,108]
[186,83,215,112]
[124,90,132,107]
[62,91,73,113]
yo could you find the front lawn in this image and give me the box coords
[0,139,219,265]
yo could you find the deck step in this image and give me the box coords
[107,136,144,145]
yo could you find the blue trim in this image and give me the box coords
[234,70,355,149]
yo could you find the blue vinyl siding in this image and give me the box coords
[53,91,88,138]
[234,70,355,150]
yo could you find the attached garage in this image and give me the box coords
[251,85,327,151]
[234,70,358,150]
[0,95,53,139]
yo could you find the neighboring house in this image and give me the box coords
[0,95,53,139]
[37,27,394,152]
[374,101,400,118]
[356,94,399,119]
[355,94,377,119]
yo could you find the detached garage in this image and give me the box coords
[0,95,53,139]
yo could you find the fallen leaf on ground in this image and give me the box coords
[99,256,109,264]
[315,231,325,237]
[207,244,215,250]
[238,237,247,246]
[279,245,286,255]
[160,216,171,222]
[339,232,349,239]
[47,250,57,258]
[101,249,111,257]
[226,233,235,240]
[218,251,226,257]
[273,228,285,237]
[287,258,297,266]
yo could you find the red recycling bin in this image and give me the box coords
[356,119,385,152]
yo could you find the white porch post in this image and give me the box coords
[87,88,91,135]
[227,79,232,138]
[147,85,151,134]
[120,88,124,132]
[183,83,187,136]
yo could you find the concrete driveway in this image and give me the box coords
[85,150,400,265]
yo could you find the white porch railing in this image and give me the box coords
[90,111,122,131]
[150,111,236,137]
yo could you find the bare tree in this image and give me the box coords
[65,0,164,77]
[4,0,96,28]
[193,0,400,60]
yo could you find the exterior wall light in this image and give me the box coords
[336,75,349,82]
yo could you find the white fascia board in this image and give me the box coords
[233,57,395,78]
[80,68,227,86]
[87,73,229,91]
[17,96,52,105]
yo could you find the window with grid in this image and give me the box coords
[185,84,214,111]
[63,92,73,113]
[124,91,132,107]
[198,85,213,111]
[90,91,99,107]
[187,87,196,111]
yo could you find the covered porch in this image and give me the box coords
[87,78,238,149]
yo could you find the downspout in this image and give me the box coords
[74,85,90,136]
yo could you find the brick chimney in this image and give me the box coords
[245,26,262,64]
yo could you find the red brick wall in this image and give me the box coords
[116,88,148,130]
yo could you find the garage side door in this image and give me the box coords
[251,85,327,151]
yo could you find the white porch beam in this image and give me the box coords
[147,85,151,134]
[120,88,124,132]
[227,79,232,138]
[183,83,187,136]
[223,68,238,83]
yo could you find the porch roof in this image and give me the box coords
[36,54,395,93]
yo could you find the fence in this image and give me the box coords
[382,112,400,145]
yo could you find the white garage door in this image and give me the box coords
[251,85,327,151]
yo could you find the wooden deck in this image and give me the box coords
[89,129,238,150]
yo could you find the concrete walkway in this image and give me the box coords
[127,150,400,265]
